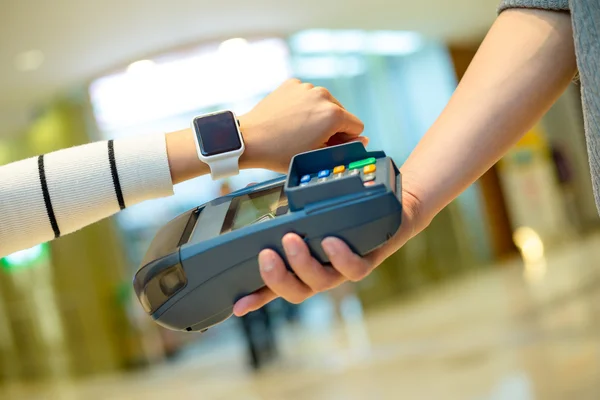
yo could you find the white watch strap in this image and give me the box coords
[208,156,241,180]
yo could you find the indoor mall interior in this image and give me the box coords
[1,1,600,399]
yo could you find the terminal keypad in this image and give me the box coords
[299,157,377,188]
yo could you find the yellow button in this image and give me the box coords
[363,164,376,174]
[333,165,346,174]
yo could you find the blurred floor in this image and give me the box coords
[3,232,600,400]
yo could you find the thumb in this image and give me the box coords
[355,136,369,146]
[326,133,369,147]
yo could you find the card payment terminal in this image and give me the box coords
[133,142,403,332]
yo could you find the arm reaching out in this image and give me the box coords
[401,8,577,235]
[233,8,578,316]
[0,134,173,258]
[0,79,366,257]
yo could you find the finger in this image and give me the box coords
[312,86,345,108]
[301,82,315,90]
[327,132,369,147]
[246,182,259,187]
[346,136,369,147]
[282,233,345,292]
[286,77,302,86]
[321,237,372,282]
[330,96,345,110]
[322,90,345,110]
[312,86,333,100]
[356,136,370,146]
[311,87,363,135]
[233,287,278,317]
[258,248,314,304]
[337,108,365,137]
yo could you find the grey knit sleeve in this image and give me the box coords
[498,0,570,13]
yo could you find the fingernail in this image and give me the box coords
[232,304,243,316]
[259,252,276,272]
[322,237,340,256]
[283,237,300,257]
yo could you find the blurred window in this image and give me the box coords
[90,38,291,135]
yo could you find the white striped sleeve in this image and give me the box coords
[0,133,174,258]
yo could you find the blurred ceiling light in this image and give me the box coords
[290,30,357,54]
[513,227,545,262]
[337,30,368,52]
[513,226,547,283]
[290,30,423,55]
[219,38,249,53]
[14,49,44,72]
[293,56,365,79]
[367,31,423,55]
[126,59,156,74]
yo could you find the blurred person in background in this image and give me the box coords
[0,79,367,257]
[233,1,600,316]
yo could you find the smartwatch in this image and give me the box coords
[191,110,245,180]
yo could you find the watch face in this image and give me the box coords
[194,111,242,157]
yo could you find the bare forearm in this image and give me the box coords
[401,9,576,224]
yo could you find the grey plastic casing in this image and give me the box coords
[133,142,403,332]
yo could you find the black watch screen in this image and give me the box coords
[193,111,242,157]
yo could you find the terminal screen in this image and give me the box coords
[221,186,288,233]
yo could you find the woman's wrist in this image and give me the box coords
[165,128,209,185]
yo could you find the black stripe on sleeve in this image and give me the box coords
[38,155,61,238]
[108,140,126,210]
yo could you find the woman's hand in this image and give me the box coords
[232,185,429,316]
[232,9,580,316]
[166,78,366,184]
[239,78,367,173]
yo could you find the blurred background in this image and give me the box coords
[1,0,600,399]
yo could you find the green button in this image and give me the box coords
[349,157,376,170]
